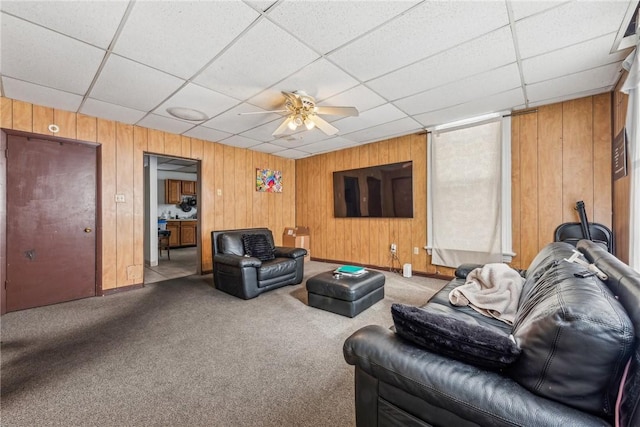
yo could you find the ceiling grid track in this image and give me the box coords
[78,0,137,112]
[505,0,530,109]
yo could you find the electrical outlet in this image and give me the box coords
[413,247,419,255]
[115,194,125,203]
[390,243,397,253]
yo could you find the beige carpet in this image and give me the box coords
[1,261,447,426]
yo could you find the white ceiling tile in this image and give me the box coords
[245,1,278,13]
[318,85,387,116]
[1,14,105,94]
[395,63,521,115]
[367,26,516,100]
[154,83,240,121]
[113,2,258,79]
[136,114,195,135]
[329,1,509,81]
[90,54,185,111]
[273,148,311,159]
[183,126,232,143]
[1,1,128,48]
[526,62,621,103]
[332,103,408,135]
[343,117,423,143]
[240,119,282,142]
[250,143,286,154]
[522,33,630,84]
[516,1,630,58]
[247,59,359,110]
[300,137,362,154]
[270,137,312,150]
[527,87,610,108]
[194,19,319,100]
[220,135,263,149]
[509,1,567,21]
[414,88,525,128]
[268,1,419,54]
[203,104,283,134]
[271,127,335,148]
[2,76,83,112]
[80,98,146,124]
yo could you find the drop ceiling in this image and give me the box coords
[1,1,637,159]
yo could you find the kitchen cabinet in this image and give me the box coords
[181,180,196,195]
[165,179,182,204]
[165,179,196,204]
[166,220,197,248]
[166,221,181,247]
[180,222,197,246]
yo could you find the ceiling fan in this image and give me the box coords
[241,91,358,136]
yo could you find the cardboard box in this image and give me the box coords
[283,226,310,262]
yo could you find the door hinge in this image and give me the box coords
[4,148,7,158]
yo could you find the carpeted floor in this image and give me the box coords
[1,261,447,426]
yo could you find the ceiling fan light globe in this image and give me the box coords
[293,116,304,126]
[287,120,297,130]
[304,118,315,130]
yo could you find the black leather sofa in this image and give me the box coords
[344,240,640,427]
[211,228,307,299]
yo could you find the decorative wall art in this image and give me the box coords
[256,168,283,192]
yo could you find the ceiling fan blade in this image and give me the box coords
[315,106,359,117]
[282,91,303,109]
[238,109,288,115]
[308,114,338,135]
[272,116,294,136]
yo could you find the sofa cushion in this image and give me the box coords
[391,303,521,369]
[218,233,245,256]
[242,233,275,261]
[510,261,635,417]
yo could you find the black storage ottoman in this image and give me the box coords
[306,270,385,317]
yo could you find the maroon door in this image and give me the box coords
[6,135,96,312]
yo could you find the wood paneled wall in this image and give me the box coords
[0,97,295,291]
[510,93,612,269]
[296,93,614,274]
[613,74,630,264]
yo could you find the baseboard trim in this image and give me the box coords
[100,283,144,296]
[309,257,453,280]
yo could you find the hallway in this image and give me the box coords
[144,247,197,284]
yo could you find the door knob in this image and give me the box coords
[84,228,92,233]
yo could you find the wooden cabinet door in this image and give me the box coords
[166,222,180,247]
[180,222,196,246]
[181,180,196,195]
[165,179,181,204]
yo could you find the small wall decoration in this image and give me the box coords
[256,168,283,192]
[613,128,627,181]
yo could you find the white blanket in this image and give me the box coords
[448,263,524,325]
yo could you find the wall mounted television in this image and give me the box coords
[333,161,413,218]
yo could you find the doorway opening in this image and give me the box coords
[143,154,200,284]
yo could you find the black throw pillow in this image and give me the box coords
[241,234,275,262]
[391,303,521,369]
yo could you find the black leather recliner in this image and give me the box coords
[211,228,307,299]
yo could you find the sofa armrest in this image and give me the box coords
[454,263,483,278]
[214,253,261,268]
[274,246,307,259]
[344,325,610,427]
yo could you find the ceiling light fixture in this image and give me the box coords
[304,117,315,130]
[166,107,209,121]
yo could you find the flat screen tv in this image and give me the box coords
[333,161,413,218]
